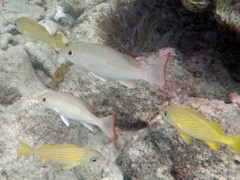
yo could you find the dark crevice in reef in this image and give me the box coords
[98,0,240,82]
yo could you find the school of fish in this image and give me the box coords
[13,16,240,171]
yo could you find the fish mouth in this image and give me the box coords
[94,155,105,163]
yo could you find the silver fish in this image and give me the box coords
[59,42,170,88]
[38,90,117,141]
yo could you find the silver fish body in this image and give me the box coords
[38,90,117,141]
[59,42,170,88]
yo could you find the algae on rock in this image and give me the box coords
[215,0,240,34]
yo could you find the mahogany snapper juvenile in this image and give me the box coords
[59,42,171,88]
[38,90,117,141]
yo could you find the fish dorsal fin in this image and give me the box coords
[121,54,142,68]
[37,22,50,34]
[80,100,95,114]
[60,92,95,114]
[205,141,218,151]
[183,108,207,119]
[180,131,192,144]
[183,108,210,123]
[208,121,223,135]
[103,45,142,68]
[184,108,223,134]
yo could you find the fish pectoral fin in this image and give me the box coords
[91,73,106,81]
[60,115,70,127]
[62,164,77,171]
[118,80,137,88]
[40,157,49,162]
[209,121,223,135]
[81,122,94,131]
[180,132,192,145]
[205,141,218,151]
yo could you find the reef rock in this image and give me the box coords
[214,0,240,34]
[0,0,240,180]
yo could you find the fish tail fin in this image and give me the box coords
[53,33,65,49]
[99,113,117,141]
[228,136,240,153]
[145,52,170,87]
[17,139,33,155]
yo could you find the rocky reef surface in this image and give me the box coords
[0,0,240,179]
[214,0,240,34]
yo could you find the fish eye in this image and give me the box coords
[90,157,98,162]
[68,50,73,56]
[164,111,168,116]
[42,97,46,102]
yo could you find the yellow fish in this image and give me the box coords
[17,139,105,170]
[160,106,240,153]
[14,17,65,49]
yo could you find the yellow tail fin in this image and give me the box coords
[228,136,240,153]
[53,33,65,49]
[17,139,32,155]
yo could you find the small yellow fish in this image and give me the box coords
[17,139,105,170]
[14,17,65,49]
[160,106,240,153]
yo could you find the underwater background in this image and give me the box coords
[0,0,240,179]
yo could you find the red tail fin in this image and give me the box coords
[145,52,170,87]
[99,113,117,141]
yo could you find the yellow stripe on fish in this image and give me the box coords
[17,139,105,170]
[160,106,240,153]
[14,17,65,49]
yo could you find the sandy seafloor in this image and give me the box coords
[0,0,240,179]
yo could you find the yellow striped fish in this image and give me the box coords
[160,106,240,153]
[14,17,65,49]
[17,139,105,170]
